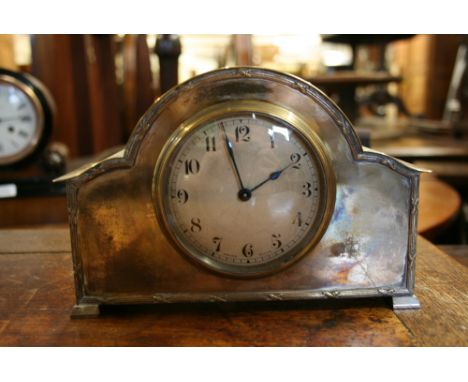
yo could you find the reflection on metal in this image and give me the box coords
[59,67,423,314]
[54,148,125,182]
[392,295,421,310]
[71,303,100,318]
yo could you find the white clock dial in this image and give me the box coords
[0,80,40,164]
[157,108,334,276]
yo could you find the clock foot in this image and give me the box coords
[71,303,101,318]
[392,295,421,310]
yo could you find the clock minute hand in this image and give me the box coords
[221,123,246,190]
[250,162,293,193]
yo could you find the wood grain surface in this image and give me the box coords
[438,245,468,268]
[397,239,468,346]
[0,228,466,346]
[418,174,461,240]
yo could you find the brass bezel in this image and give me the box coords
[0,74,45,166]
[153,100,336,277]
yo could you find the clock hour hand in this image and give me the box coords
[220,123,246,191]
[250,162,293,193]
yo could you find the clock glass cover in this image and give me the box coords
[155,101,335,277]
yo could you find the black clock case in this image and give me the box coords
[0,67,54,169]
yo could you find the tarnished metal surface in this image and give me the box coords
[392,295,421,310]
[61,67,422,307]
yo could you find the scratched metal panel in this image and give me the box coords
[313,162,410,289]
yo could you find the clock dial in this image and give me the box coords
[0,77,42,165]
[156,106,334,276]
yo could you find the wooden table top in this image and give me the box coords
[418,174,461,240]
[439,245,468,268]
[0,228,466,346]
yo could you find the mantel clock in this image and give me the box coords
[0,68,66,201]
[0,68,54,167]
[57,68,425,317]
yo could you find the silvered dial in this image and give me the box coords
[159,111,331,276]
[0,80,39,164]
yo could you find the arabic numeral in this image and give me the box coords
[292,212,303,227]
[242,243,254,257]
[205,136,216,152]
[185,159,200,175]
[290,153,301,169]
[190,217,202,233]
[271,234,282,249]
[302,182,312,197]
[176,189,188,204]
[212,237,222,254]
[269,130,275,148]
[235,125,250,142]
